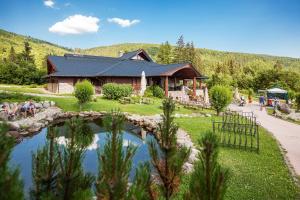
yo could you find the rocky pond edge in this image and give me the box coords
[4,106,199,172]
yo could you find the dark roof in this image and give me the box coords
[120,49,153,62]
[47,50,202,78]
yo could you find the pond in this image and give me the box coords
[10,118,161,197]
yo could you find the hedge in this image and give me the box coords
[102,83,133,100]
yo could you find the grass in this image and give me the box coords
[175,117,300,200]
[42,96,215,116]
[0,84,46,94]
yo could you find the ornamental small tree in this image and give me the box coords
[184,131,228,200]
[96,110,134,199]
[74,80,94,111]
[148,98,191,200]
[210,85,232,115]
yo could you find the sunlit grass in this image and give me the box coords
[175,117,300,200]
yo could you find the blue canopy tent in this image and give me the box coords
[266,88,288,106]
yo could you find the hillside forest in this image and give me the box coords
[0,28,299,93]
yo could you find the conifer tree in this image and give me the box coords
[31,127,59,200]
[8,46,17,63]
[21,41,35,64]
[157,41,172,64]
[127,162,156,200]
[184,131,228,200]
[173,35,185,63]
[148,98,191,200]
[56,117,95,200]
[0,123,24,200]
[96,110,137,200]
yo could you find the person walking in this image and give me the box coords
[259,95,265,111]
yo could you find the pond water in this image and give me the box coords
[10,118,160,196]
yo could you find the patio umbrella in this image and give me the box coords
[234,88,240,101]
[204,87,209,104]
[140,71,147,96]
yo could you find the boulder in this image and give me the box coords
[34,102,43,109]
[8,122,20,131]
[42,101,50,109]
[0,112,8,121]
[279,104,291,114]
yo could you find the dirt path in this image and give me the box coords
[229,103,300,176]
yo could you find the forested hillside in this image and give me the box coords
[0,29,70,68]
[0,29,299,92]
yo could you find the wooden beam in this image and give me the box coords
[165,76,169,97]
[193,77,196,97]
[199,79,202,89]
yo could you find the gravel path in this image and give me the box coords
[229,103,300,176]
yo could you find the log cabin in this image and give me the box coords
[46,49,208,98]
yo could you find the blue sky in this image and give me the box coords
[0,0,300,58]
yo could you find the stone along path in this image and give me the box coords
[229,103,300,176]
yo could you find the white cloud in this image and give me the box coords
[49,14,100,35]
[64,2,71,7]
[107,18,140,28]
[44,0,55,8]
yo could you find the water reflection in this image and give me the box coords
[10,117,160,198]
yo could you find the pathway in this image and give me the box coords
[229,103,300,176]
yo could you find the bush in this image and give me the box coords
[102,83,133,100]
[144,85,164,98]
[210,85,232,115]
[288,90,296,102]
[74,80,94,110]
[0,92,41,102]
[296,93,300,111]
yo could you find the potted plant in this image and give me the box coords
[248,88,254,103]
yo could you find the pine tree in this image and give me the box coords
[173,35,185,63]
[157,41,172,64]
[8,46,17,63]
[21,41,35,64]
[127,162,156,200]
[31,127,59,200]
[96,110,137,200]
[0,123,24,200]
[148,98,191,200]
[184,131,228,200]
[56,117,95,200]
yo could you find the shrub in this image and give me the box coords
[296,93,300,111]
[74,80,94,110]
[144,85,164,98]
[288,90,296,102]
[210,85,232,115]
[102,83,133,100]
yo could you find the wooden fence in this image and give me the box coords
[213,110,259,152]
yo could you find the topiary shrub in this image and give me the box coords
[210,85,232,115]
[74,79,94,111]
[102,83,133,100]
[144,85,164,98]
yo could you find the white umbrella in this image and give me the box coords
[234,88,240,101]
[140,71,147,96]
[204,87,209,104]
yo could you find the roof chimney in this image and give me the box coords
[118,50,124,57]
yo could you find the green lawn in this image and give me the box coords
[44,96,215,116]
[175,117,299,200]
[0,85,46,94]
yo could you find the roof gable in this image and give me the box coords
[120,49,153,62]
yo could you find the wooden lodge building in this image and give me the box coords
[46,49,207,98]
